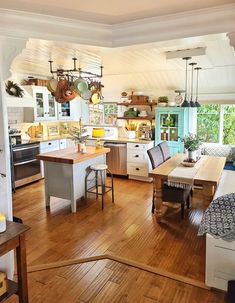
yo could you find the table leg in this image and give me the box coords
[154,178,168,220]
[202,184,215,204]
[16,234,29,303]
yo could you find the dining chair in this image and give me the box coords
[147,145,164,214]
[148,143,192,219]
[158,141,171,161]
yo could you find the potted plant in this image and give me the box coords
[70,119,89,153]
[181,133,202,161]
[158,96,168,107]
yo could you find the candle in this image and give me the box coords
[0,213,6,233]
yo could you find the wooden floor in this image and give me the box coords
[11,178,225,302]
[8,259,224,303]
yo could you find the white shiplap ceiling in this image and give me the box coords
[11,33,235,101]
[1,0,234,24]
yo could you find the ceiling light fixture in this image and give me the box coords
[194,67,202,107]
[189,62,197,107]
[181,57,192,107]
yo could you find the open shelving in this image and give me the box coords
[117,116,154,121]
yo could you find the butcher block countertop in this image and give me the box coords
[37,146,110,165]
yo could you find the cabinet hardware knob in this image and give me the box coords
[0,173,6,178]
[136,168,140,171]
[135,155,139,157]
[48,143,52,145]
[135,145,139,147]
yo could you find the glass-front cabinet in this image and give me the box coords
[31,87,57,122]
[155,107,197,156]
[57,102,71,120]
[23,86,82,122]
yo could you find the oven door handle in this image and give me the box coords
[13,145,39,152]
[14,159,39,166]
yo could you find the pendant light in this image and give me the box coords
[181,57,192,107]
[189,62,197,107]
[194,67,202,107]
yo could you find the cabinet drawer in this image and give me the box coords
[40,140,60,152]
[127,151,146,162]
[127,143,149,151]
[127,163,149,177]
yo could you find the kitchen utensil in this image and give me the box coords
[55,79,76,103]
[74,78,88,94]
[47,79,58,93]
[91,91,102,105]
[81,90,92,100]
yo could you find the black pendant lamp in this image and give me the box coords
[189,62,197,107]
[181,57,192,107]
[194,67,202,107]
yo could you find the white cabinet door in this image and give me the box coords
[40,140,60,177]
[58,98,82,121]
[59,139,67,149]
[33,87,48,122]
[58,102,71,120]
[66,139,76,147]
[23,86,57,122]
[127,141,154,181]
[47,92,58,121]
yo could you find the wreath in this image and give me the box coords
[5,80,24,98]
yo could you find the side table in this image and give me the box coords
[0,221,30,303]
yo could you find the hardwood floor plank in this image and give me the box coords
[11,178,224,302]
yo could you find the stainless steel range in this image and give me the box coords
[9,129,42,189]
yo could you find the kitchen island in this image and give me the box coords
[37,146,110,213]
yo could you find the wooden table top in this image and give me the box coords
[0,221,30,247]
[37,146,110,165]
[149,154,226,186]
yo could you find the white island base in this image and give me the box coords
[37,147,110,213]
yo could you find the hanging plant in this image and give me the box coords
[5,81,24,98]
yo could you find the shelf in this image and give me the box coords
[117,117,154,121]
[0,280,18,302]
[117,102,155,110]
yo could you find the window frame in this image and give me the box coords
[197,104,235,145]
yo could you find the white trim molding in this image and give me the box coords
[0,4,235,47]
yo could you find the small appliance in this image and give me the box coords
[138,123,152,141]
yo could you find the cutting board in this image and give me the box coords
[27,124,43,138]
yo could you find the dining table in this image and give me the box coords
[149,154,226,219]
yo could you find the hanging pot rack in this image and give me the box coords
[48,57,103,81]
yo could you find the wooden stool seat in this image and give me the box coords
[90,164,108,171]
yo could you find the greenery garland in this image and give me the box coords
[5,80,24,98]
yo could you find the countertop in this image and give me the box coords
[37,146,110,164]
[27,135,153,144]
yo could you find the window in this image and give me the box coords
[89,103,118,125]
[103,103,118,125]
[197,104,235,145]
[197,105,220,143]
[223,105,235,144]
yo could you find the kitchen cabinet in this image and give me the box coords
[23,86,57,122]
[127,141,154,182]
[40,138,76,177]
[155,107,197,156]
[23,86,82,122]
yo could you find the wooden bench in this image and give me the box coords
[206,170,235,291]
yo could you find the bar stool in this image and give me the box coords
[85,164,114,209]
